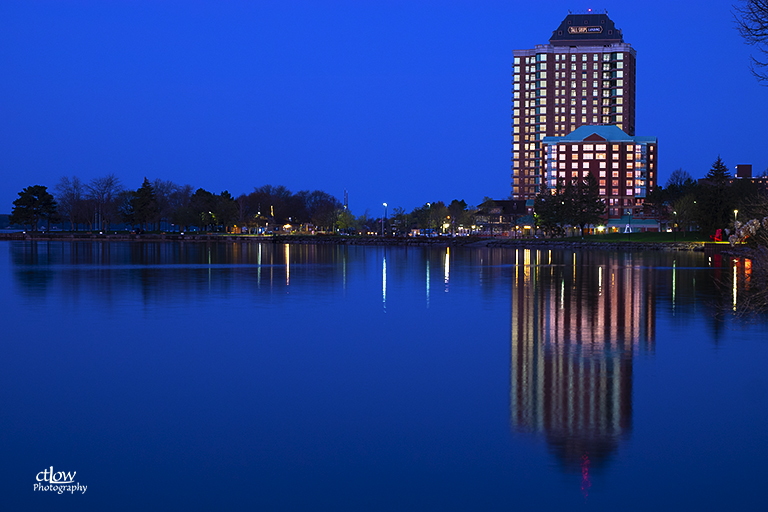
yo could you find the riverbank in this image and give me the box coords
[0,231,714,253]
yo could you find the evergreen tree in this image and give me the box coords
[696,156,734,236]
[10,185,58,231]
[563,174,605,235]
[533,180,560,237]
[705,155,732,185]
[132,178,159,230]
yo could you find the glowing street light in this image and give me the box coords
[382,203,388,236]
[673,210,677,242]
[427,202,432,235]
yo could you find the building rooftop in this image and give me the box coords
[544,125,656,144]
[549,12,624,46]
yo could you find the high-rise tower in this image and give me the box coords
[511,12,636,200]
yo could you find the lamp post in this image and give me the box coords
[382,203,387,236]
[734,209,738,231]
[427,202,432,236]
[673,210,677,242]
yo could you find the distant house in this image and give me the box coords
[474,199,532,236]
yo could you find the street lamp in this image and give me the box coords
[734,209,738,230]
[673,210,677,242]
[427,202,432,236]
[382,203,387,236]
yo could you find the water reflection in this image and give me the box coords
[510,249,653,472]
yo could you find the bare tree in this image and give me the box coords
[734,0,768,83]
[86,174,122,230]
[152,179,182,230]
[54,176,85,231]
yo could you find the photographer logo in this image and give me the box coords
[34,466,87,494]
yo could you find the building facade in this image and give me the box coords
[541,125,656,220]
[512,12,636,200]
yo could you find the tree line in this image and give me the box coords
[641,156,768,237]
[8,175,478,235]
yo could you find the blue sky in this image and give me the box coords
[1,1,765,216]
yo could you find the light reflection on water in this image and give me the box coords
[510,249,650,473]
[1,240,766,511]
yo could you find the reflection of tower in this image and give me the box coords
[510,249,655,471]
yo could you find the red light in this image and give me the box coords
[581,453,591,501]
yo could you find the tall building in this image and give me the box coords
[511,11,636,200]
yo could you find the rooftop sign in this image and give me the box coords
[568,26,603,35]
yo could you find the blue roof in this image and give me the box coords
[543,125,656,144]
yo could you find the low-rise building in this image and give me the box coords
[541,125,657,226]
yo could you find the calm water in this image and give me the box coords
[1,241,766,511]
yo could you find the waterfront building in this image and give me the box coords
[512,11,636,201]
[541,125,657,225]
[473,199,530,236]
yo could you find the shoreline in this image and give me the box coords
[0,231,720,253]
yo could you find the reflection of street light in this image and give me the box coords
[382,203,387,236]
